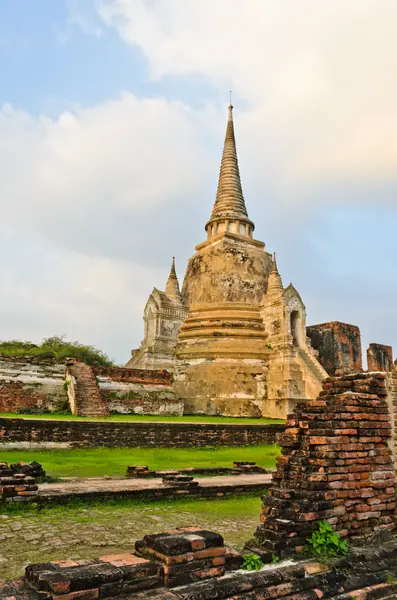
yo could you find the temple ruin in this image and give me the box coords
[128,105,332,418]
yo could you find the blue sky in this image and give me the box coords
[0,0,396,365]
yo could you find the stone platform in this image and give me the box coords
[36,473,272,504]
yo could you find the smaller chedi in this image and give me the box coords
[126,258,188,371]
[127,104,365,418]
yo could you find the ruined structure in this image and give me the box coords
[307,322,362,376]
[0,356,68,413]
[367,343,393,372]
[253,371,397,557]
[0,356,181,417]
[129,105,328,418]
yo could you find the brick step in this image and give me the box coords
[331,582,396,600]
[67,360,110,417]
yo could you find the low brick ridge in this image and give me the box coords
[3,536,397,600]
[0,418,283,448]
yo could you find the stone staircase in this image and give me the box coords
[66,360,110,417]
[297,345,327,382]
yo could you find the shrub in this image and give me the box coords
[306,520,348,558]
[0,335,113,367]
[242,553,264,571]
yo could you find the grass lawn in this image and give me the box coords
[0,445,279,478]
[0,494,263,579]
[0,412,283,424]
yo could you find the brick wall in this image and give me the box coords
[0,418,283,448]
[254,372,395,558]
[95,366,183,416]
[307,321,362,375]
[93,366,172,385]
[367,343,393,372]
[0,356,68,413]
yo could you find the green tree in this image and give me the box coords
[0,335,114,367]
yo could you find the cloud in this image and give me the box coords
[98,0,397,192]
[0,95,211,263]
[0,235,165,363]
[0,94,213,362]
[0,1,396,363]
[55,0,104,43]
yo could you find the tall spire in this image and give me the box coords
[267,253,283,294]
[205,104,254,236]
[165,257,182,302]
[211,104,248,220]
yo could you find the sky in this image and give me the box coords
[0,0,396,365]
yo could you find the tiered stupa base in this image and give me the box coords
[174,303,270,416]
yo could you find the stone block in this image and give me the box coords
[367,344,393,372]
[307,322,362,376]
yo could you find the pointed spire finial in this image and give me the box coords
[206,103,254,234]
[271,253,279,273]
[165,256,182,303]
[268,252,283,294]
[170,256,176,276]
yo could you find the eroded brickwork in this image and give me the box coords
[255,372,395,557]
[0,462,38,502]
[0,356,68,413]
[7,532,397,600]
[307,321,362,375]
[93,366,171,385]
[367,343,393,372]
[94,366,182,416]
[0,417,282,448]
[66,360,109,417]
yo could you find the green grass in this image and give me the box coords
[0,445,279,477]
[0,412,283,424]
[0,494,263,579]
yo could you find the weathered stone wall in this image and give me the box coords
[0,417,283,448]
[255,372,395,557]
[306,321,362,375]
[94,366,172,385]
[0,356,68,413]
[93,365,182,415]
[367,343,393,372]
[0,357,179,417]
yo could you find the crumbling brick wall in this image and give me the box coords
[255,372,395,557]
[93,366,172,385]
[0,356,68,413]
[367,343,393,372]
[94,365,182,415]
[307,321,362,375]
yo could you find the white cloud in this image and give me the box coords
[0,94,212,362]
[0,236,167,363]
[98,0,397,189]
[0,95,211,260]
[1,1,396,362]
